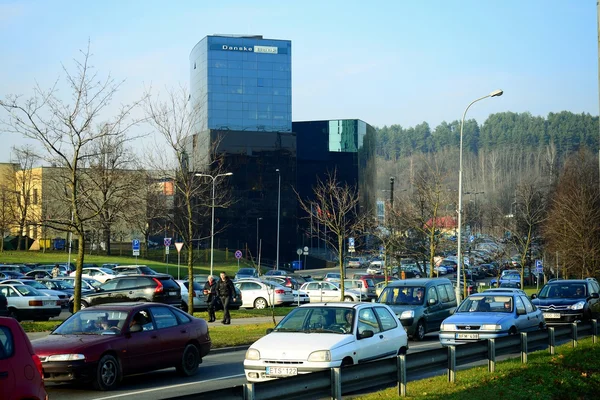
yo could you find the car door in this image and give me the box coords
[149,306,189,366]
[237,281,262,308]
[422,285,445,331]
[520,295,542,331]
[588,281,600,318]
[88,279,119,306]
[302,282,325,302]
[513,296,533,331]
[0,325,16,395]
[320,282,341,301]
[373,306,403,357]
[354,307,386,363]
[123,308,161,373]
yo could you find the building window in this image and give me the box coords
[32,189,38,205]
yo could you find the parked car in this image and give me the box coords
[377,278,457,341]
[0,284,61,321]
[68,274,181,312]
[366,261,383,275]
[346,257,361,269]
[113,265,159,276]
[0,317,48,400]
[234,268,259,280]
[264,270,287,277]
[177,280,206,312]
[439,292,546,346]
[292,290,310,305]
[491,273,521,288]
[37,264,70,276]
[234,279,294,309]
[244,302,408,382]
[323,272,342,282]
[25,270,52,279]
[298,281,363,303]
[0,264,33,274]
[31,303,211,390]
[54,276,102,292]
[453,279,479,297]
[35,278,89,297]
[262,275,301,290]
[70,267,116,283]
[0,293,7,316]
[0,270,28,280]
[0,279,69,308]
[344,279,377,300]
[531,278,600,325]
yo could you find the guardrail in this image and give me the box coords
[173,320,598,400]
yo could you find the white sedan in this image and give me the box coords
[299,281,363,302]
[69,267,116,283]
[234,279,294,309]
[244,302,408,382]
[0,283,61,321]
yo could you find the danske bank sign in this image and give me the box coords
[221,45,278,54]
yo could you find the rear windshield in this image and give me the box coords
[139,267,157,275]
[156,277,179,289]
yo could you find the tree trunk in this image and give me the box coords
[105,227,112,255]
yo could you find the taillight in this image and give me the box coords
[32,354,44,380]
[152,278,164,293]
[29,300,43,306]
[275,289,285,294]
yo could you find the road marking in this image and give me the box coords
[89,374,246,400]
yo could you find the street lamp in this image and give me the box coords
[456,90,503,302]
[389,177,395,209]
[275,168,281,270]
[195,172,233,276]
[256,217,263,262]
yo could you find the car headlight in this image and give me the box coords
[400,310,414,319]
[245,348,260,360]
[570,301,586,310]
[47,354,86,361]
[440,323,456,331]
[308,350,331,362]
[480,324,501,331]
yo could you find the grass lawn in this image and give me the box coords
[353,338,600,400]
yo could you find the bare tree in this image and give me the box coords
[0,164,18,252]
[0,44,143,312]
[297,170,365,300]
[544,151,600,278]
[144,85,230,313]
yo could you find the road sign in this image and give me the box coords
[348,237,355,247]
[132,239,140,251]
[303,246,309,255]
[164,237,172,247]
[469,235,475,243]
[165,247,170,255]
[297,248,303,256]
[175,242,184,253]
[235,250,243,259]
[535,259,543,273]
[133,249,140,256]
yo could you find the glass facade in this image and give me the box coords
[190,35,292,133]
[294,119,377,217]
[189,35,296,264]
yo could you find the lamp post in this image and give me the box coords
[456,90,503,302]
[389,177,395,209]
[256,217,262,262]
[195,172,233,276]
[275,168,281,270]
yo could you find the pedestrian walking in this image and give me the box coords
[51,264,61,278]
[203,275,218,322]
[216,271,236,325]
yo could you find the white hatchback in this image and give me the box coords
[234,279,294,309]
[244,302,408,382]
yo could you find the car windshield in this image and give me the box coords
[273,307,355,334]
[503,274,520,280]
[50,280,74,290]
[378,286,425,305]
[53,310,130,335]
[24,281,47,290]
[238,268,256,275]
[539,284,587,299]
[457,295,513,313]
[14,285,42,296]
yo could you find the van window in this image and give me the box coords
[427,286,438,303]
[437,284,450,302]
[444,284,456,302]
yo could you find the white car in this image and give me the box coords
[0,284,61,321]
[70,267,116,283]
[234,279,294,309]
[244,302,408,382]
[323,272,342,282]
[292,290,310,305]
[366,261,384,275]
[176,280,206,312]
[0,279,70,308]
[299,281,363,302]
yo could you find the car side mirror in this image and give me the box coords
[428,298,437,306]
[530,294,537,299]
[358,330,374,339]
[516,308,526,316]
[590,293,599,299]
[129,324,143,333]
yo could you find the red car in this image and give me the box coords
[31,302,211,390]
[0,317,48,400]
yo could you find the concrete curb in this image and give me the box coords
[210,344,251,354]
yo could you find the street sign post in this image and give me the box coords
[303,246,309,269]
[164,238,172,274]
[348,237,355,253]
[175,242,184,279]
[235,250,242,269]
[132,239,140,260]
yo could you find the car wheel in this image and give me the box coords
[344,296,353,302]
[93,354,121,391]
[340,357,353,367]
[508,326,518,335]
[398,346,408,355]
[254,297,268,309]
[176,344,200,377]
[8,309,20,322]
[413,320,426,341]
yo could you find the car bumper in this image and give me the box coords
[541,311,585,325]
[41,360,97,383]
[439,331,509,345]
[244,360,340,382]
[16,307,62,320]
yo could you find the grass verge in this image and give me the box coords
[353,338,600,400]
[209,322,274,348]
[193,307,294,320]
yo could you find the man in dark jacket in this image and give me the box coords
[203,275,217,322]
[216,272,236,324]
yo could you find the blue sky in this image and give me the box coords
[0,0,597,162]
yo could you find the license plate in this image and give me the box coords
[169,291,177,296]
[456,333,479,339]
[43,301,55,306]
[544,312,561,319]
[266,367,297,376]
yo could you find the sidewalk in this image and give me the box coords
[26,316,284,341]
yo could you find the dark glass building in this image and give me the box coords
[293,119,377,250]
[188,35,296,265]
